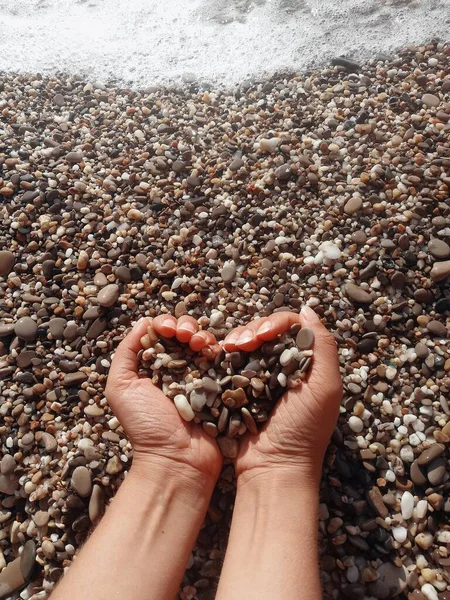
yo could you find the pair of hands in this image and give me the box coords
[105,306,342,491]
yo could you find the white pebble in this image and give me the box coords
[401,491,414,520]
[415,499,428,519]
[174,395,195,422]
[421,584,439,600]
[348,416,364,433]
[392,526,407,543]
[437,530,450,544]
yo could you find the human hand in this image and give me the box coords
[222,307,342,487]
[106,315,223,485]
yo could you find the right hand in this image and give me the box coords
[106,315,223,484]
[222,307,342,487]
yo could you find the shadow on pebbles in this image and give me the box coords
[0,41,450,599]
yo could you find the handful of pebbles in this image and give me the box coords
[137,319,314,457]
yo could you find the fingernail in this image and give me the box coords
[133,316,146,328]
[237,331,253,346]
[161,318,175,328]
[256,322,272,336]
[301,306,320,322]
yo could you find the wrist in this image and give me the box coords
[236,464,321,498]
[129,451,216,503]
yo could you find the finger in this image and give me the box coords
[190,330,216,352]
[222,327,245,352]
[235,328,260,351]
[108,317,151,385]
[299,306,341,397]
[176,315,199,343]
[255,311,300,340]
[153,314,177,338]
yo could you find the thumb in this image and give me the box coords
[108,317,151,385]
[299,306,342,401]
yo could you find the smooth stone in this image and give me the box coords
[429,238,450,258]
[0,324,15,337]
[94,272,108,287]
[400,490,414,519]
[259,137,281,153]
[63,372,88,387]
[84,404,105,417]
[20,540,36,580]
[427,457,446,485]
[49,318,67,339]
[86,318,107,339]
[106,456,122,475]
[415,343,429,359]
[229,157,244,172]
[189,389,207,412]
[16,350,36,368]
[65,151,83,164]
[360,260,377,279]
[344,196,362,215]
[174,394,195,421]
[296,327,315,350]
[275,165,291,180]
[115,266,131,283]
[71,466,92,497]
[202,422,218,437]
[217,437,239,458]
[431,260,450,282]
[391,271,406,289]
[377,563,407,597]
[345,283,372,303]
[0,251,15,276]
[221,261,236,283]
[241,407,258,434]
[89,485,105,524]
[410,460,427,485]
[97,284,120,308]
[351,231,367,244]
[1,455,16,476]
[231,375,250,388]
[39,432,57,452]
[421,584,439,600]
[422,93,440,107]
[33,510,50,527]
[426,320,447,337]
[14,317,38,342]
[417,444,445,466]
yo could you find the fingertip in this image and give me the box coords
[153,314,177,338]
[300,305,320,323]
[236,329,259,351]
[189,331,208,352]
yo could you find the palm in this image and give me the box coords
[222,309,342,481]
[110,377,222,479]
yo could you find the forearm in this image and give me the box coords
[51,459,215,600]
[217,470,321,600]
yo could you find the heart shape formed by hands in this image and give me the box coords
[137,313,315,457]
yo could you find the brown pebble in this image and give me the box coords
[417,444,445,466]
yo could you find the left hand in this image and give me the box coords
[105,316,223,484]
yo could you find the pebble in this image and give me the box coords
[71,466,92,498]
[417,444,445,466]
[0,251,15,276]
[221,261,236,283]
[426,320,447,337]
[421,93,440,107]
[344,197,362,215]
[49,318,67,339]
[259,137,281,153]
[97,284,120,308]
[295,327,314,350]
[428,239,450,259]
[401,491,414,520]
[430,260,450,281]
[348,416,364,433]
[89,485,105,524]
[345,283,372,304]
[1,454,16,475]
[14,317,37,342]
[174,394,195,422]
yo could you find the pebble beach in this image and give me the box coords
[0,30,449,600]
